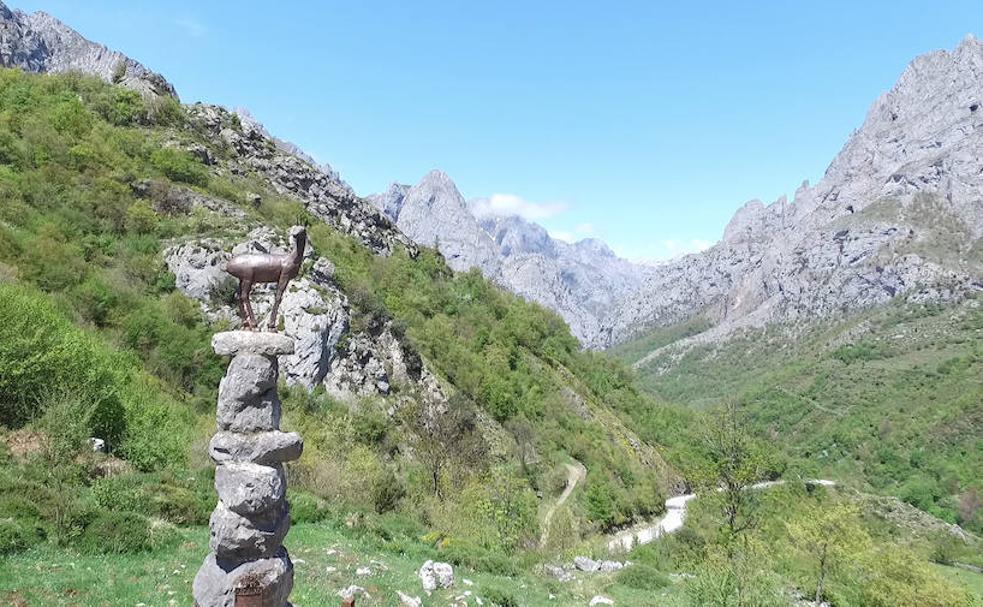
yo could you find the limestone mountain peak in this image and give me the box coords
[0,1,176,97]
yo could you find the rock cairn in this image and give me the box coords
[193,331,303,607]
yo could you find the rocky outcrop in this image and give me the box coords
[0,2,175,97]
[193,331,301,607]
[489,220,649,348]
[166,226,447,407]
[186,104,415,256]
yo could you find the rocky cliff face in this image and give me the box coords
[369,38,983,353]
[185,103,415,257]
[369,171,650,347]
[613,35,983,354]
[0,1,175,97]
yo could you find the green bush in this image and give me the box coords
[0,283,191,470]
[0,518,43,554]
[76,511,161,554]
[372,468,406,514]
[91,471,212,525]
[482,586,519,607]
[289,491,330,524]
[0,283,126,441]
[150,148,208,186]
[439,540,519,577]
[616,563,671,590]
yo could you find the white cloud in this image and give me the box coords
[547,223,596,244]
[470,193,567,221]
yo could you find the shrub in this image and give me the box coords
[616,563,671,590]
[685,551,787,607]
[856,548,973,607]
[439,540,519,577]
[92,471,211,525]
[289,491,330,524]
[38,390,96,464]
[76,511,158,554]
[0,518,43,554]
[482,586,519,607]
[150,148,208,186]
[0,282,126,444]
[372,468,406,514]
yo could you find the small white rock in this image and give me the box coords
[397,591,423,607]
[337,585,368,600]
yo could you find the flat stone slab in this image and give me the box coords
[213,331,295,356]
[210,431,303,465]
[193,547,293,607]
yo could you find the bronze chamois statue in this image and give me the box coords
[226,225,307,331]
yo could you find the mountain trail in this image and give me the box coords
[540,460,587,547]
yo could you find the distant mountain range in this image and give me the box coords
[3,0,979,355]
[372,36,983,352]
[368,171,649,347]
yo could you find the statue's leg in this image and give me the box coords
[242,280,257,330]
[235,280,248,325]
[268,276,289,331]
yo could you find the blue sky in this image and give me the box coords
[15,1,982,259]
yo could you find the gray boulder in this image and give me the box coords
[574,556,600,572]
[209,500,290,561]
[218,354,277,401]
[215,463,286,516]
[216,386,282,433]
[418,560,454,594]
[192,548,293,607]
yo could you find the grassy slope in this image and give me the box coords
[0,522,687,607]
[0,65,681,595]
[616,298,983,533]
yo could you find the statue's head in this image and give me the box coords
[289,225,307,243]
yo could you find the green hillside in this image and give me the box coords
[616,298,983,534]
[0,69,979,605]
[0,67,668,558]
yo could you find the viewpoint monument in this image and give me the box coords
[193,227,307,607]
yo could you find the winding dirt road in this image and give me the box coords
[540,461,587,547]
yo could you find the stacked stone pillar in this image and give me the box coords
[194,331,303,607]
